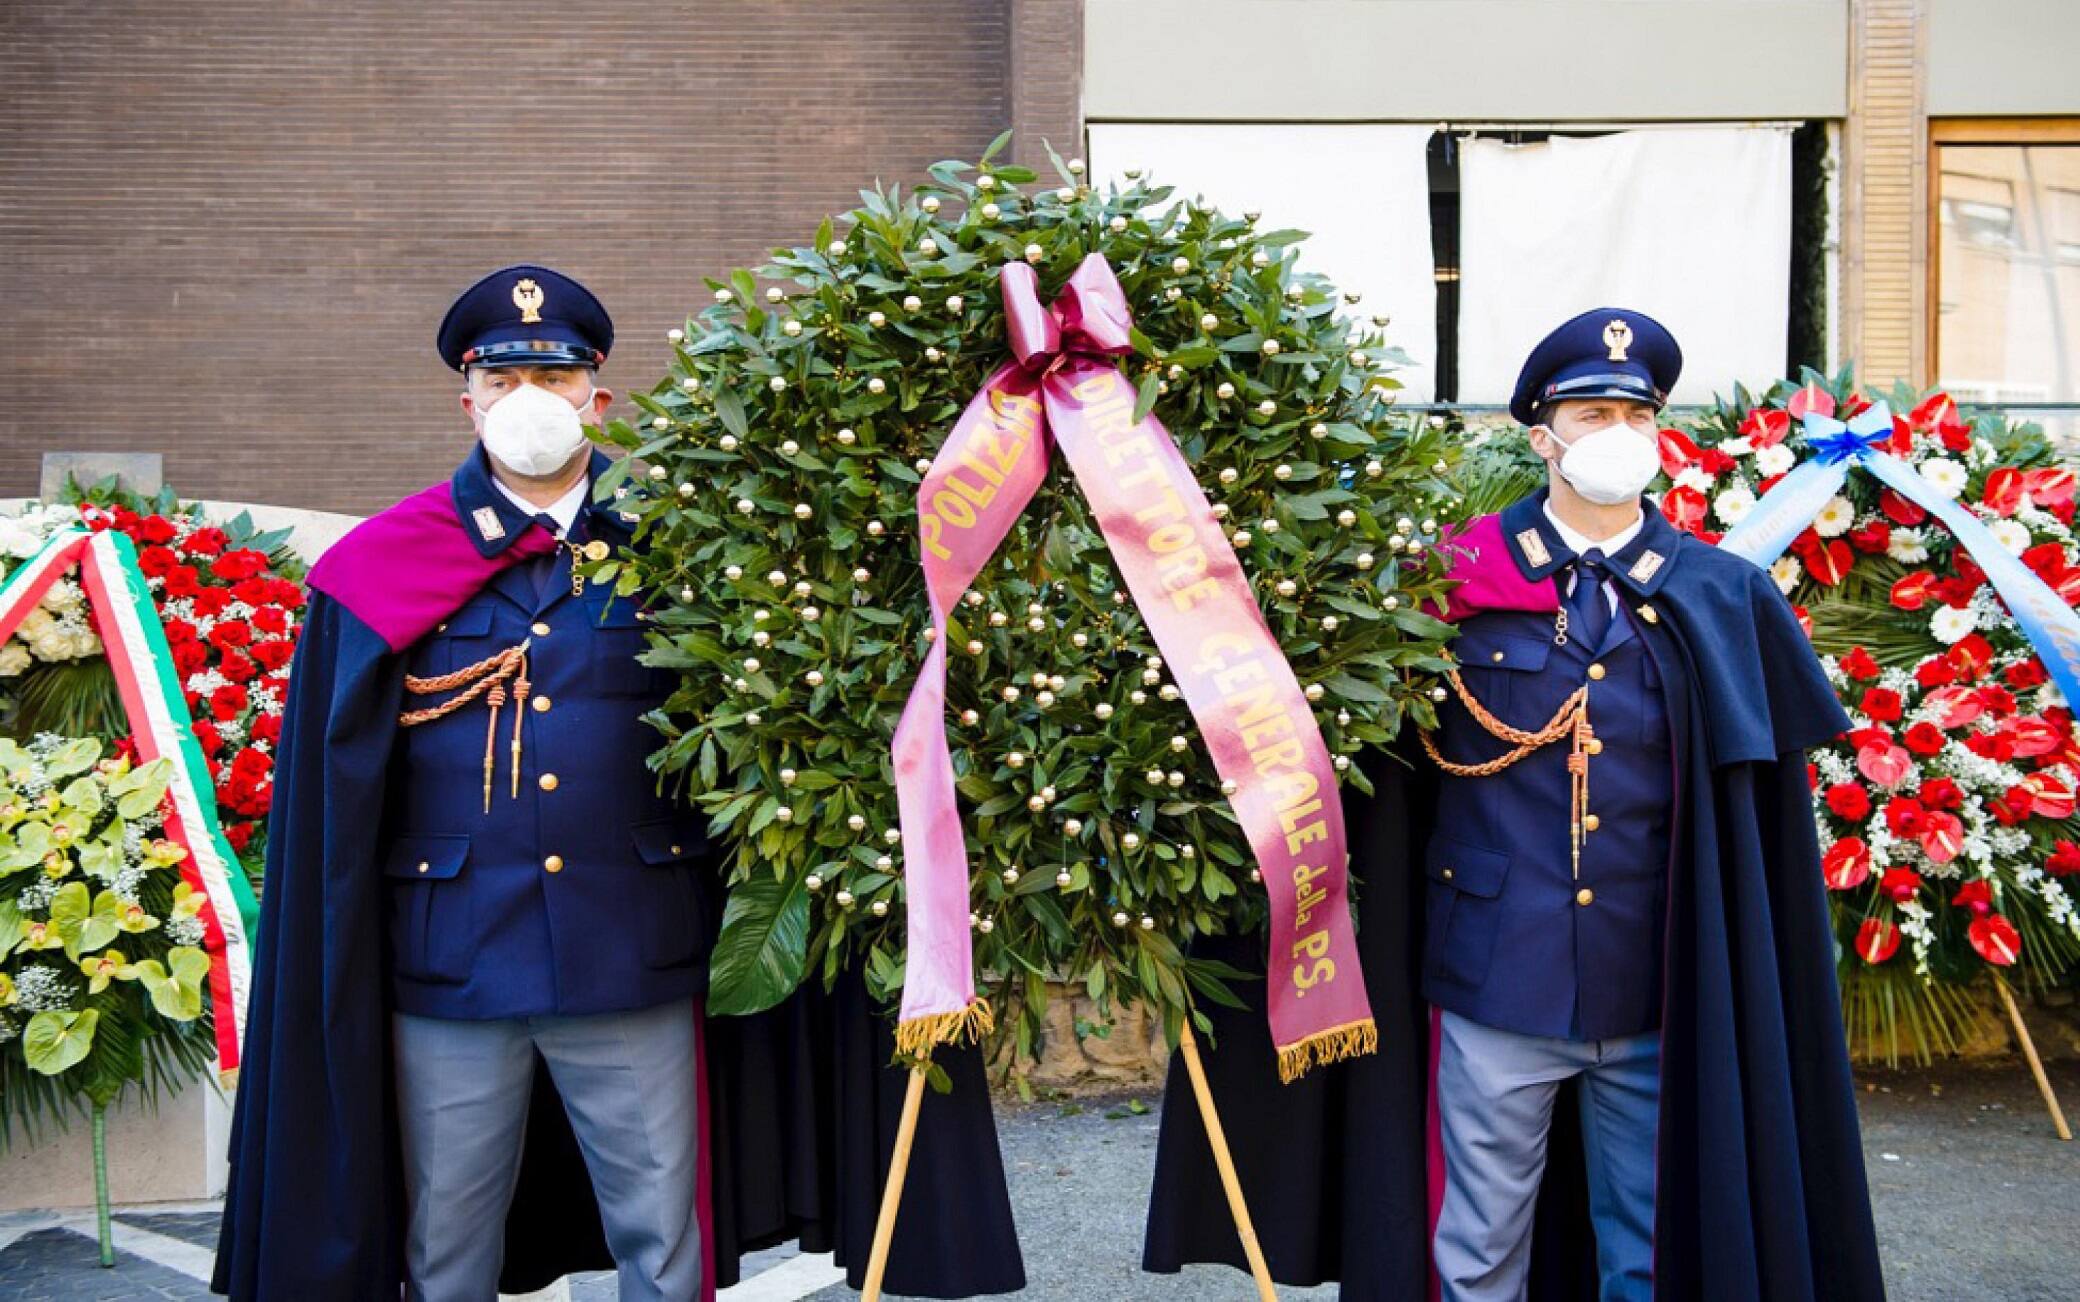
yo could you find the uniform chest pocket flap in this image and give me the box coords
[428,605,497,675]
[383,834,472,880]
[1425,836,1511,898]
[630,816,709,866]
[586,596,669,697]
[1452,629,1552,676]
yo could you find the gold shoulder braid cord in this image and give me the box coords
[1418,606,1598,879]
[399,642,533,813]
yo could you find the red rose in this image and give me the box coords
[191,588,231,617]
[1883,797,1926,837]
[232,578,274,607]
[1903,722,1947,756]
[207,620,253,650]
[2005,659,2049,691]
[191,719,223,756]
[1978,685,2017,717]
[180,526,228,557]
[1878,489,1928,526]
[137,545,179,578]
[1880,867,1923,903]
[161,617,198,645]
[136,515,177,545]
[209,684,251,720]
[251,605,288,635]
[1918,776,1963,811]
[217,649,257,683]
[1845,725,1894,753]
[1825,784,1872,821]
[254,639,297,672]
[224,822,254,851]
[1700,448,1736,475]
[2048,840,2080,877]
[1841,647,1881,681]
[1822,837,1871,890]
[231,748,272,781]
[1860,687,1903,723]
[1914,657,1957,689]
[1846,521,1891,555]
[251,712,283,745]
[210,549,269,582]
[171,640,209,676]
[1930,576,1980,609]
[1969,732,2018,765]
[1951,879,1995,916]
[1855,918,1901,964]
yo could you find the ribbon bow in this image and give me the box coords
[1721,401,2080,711]
[890,254,1376,1079]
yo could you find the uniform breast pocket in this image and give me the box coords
[1423,836,1511,991]
[584,597,670,698]
[630,816,714,969]
[382,834,472,985]
[1450,628,1552,719]
[418,605,497,677]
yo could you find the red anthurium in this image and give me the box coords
[1880,866,1923,902]
[1888,573,1935,611]
[1903,722,1948,757]
[1841,393,1873,419]
[2007,716,2065,757]
[1792,603,1814,638]
[1981,467,2026,516]
[1657,427,1704,477]
[1951,879,1994,916]
[1918,811,1966,864]
[1989,785,2031,825]
[1846,521,1892,555]
[1923,685,1985,730]
[1909,391,1965,438]
[1661,485,1708,534]
[1786,385,1834,421]
[1948,635,1996,680]
[1806,539,1854,586]
[1878,488,1927,525]
[1841,647,1882,681]
[2022,771,2075,819]
[1740,406,1794,447]
[2048,840,2080,876]
[1930,576,1981,609]
[1855,918,1901,964]
[1967,914,2022,966]
[1970,732,2019,765]
[2024,465,2075,510]
[1822,837,1872,890]
[1858,744,1916,788]
[1825,783,1873,821]
[1886,413,1915,456]
[1699,448,1735,475]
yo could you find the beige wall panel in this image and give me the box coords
[1928,0,2080,116]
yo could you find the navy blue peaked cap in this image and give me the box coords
[1509,307,1682,426]
[437,264,613,372]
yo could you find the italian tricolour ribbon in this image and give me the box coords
[1720,401,2080,711]
[0,527,257,1082]
[890,254,1375,1080]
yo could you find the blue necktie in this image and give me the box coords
[1564,550,1611,651]
[527,513,562,600]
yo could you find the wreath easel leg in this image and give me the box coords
[1993,973,2072,1141]
[862,1064,930,1301]
[1179,1023,1279,1300]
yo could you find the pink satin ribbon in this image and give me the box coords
[892,254,1374,1076]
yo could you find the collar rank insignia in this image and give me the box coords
[512,277,545,324]
[1628,549,1665,583]
[1515,528,1552,567]
[1603,318,1633,362]
[471,506,507,541]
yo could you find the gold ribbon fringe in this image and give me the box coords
[894,998,995,1059]
[1276,1018,1379,1084]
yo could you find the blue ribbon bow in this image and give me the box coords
[1719,401,2080,711]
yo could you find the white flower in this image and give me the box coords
[1720,437,1754,456]
[1887,528,1929,564]
[1930,604,1979,644]
[0,641,29,677]
[1714,485,1758,526]
[1769,556,1802,594]
[1674,467,1715,493]
[1812,495,1856,538]
[1755,444,1797,477]
[1988,518,2031,555]
[1920,457,1967,498]
[38,579,84,613]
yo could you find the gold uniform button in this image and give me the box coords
[543,855,565,874]
[1587,663,1607,681]
[1490,650,1506,663]
[531,621,552,636]
[532,695,552,713]
[416,861,430,874]
[1442,867,1456,880]
[1586,738,1604,755]
[1576,887,1595,906]
[1583,813,1601,832]
[538,773,559,792]
[670,844,684,856]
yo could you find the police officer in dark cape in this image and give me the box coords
[1144,310,1885,1300]
[212,265,1022,1300]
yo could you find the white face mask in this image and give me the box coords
[477,381,594,477]
[1545,421,1661,506]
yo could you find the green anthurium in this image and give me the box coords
[22,1008,99,1076]
[49,882,124,960]
[110,758,174,821]
[135,947,209,1021]
[59,775,103,818]
[76,837,125,884]
[1,821,51,874]
[43,737,101,781]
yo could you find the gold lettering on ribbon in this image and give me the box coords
[918,390,1043,560]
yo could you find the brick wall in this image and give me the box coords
[1,1,1084,515]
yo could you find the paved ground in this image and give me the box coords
[3,1058,2075,1300]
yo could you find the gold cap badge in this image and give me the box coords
[1603,318,1633,363]
[513,278,545,324]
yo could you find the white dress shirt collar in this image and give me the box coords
[493,474,589,538]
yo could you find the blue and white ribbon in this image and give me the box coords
[1720,401,2080,709]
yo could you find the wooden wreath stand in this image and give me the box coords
[1993,973,2072,1141]
[859,1026,1280,1301]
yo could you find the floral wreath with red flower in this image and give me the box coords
[1656,369,2079,1020]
